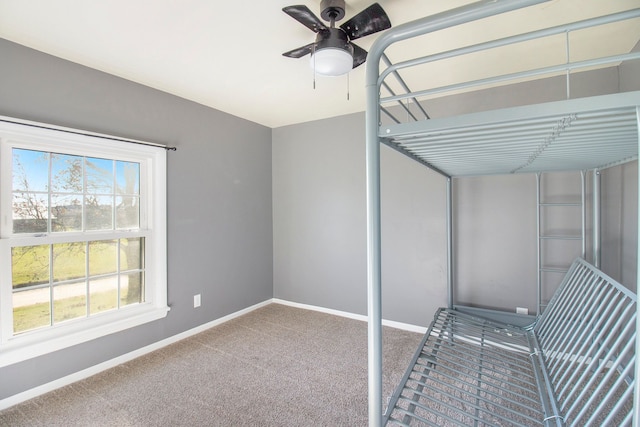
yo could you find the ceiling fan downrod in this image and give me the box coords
[320,0,346,24]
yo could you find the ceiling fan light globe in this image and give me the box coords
[310,48,353,76]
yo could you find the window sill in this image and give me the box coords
[0,304,170,368]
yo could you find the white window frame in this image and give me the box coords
[0,118,168,367]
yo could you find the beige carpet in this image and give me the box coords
[0,303,422,426]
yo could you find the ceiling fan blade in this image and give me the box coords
[340,3,391,41]
[352,43,367,69]
[283,5,327,33]
[282,43,315,59]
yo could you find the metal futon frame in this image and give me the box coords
[384,258,636,426]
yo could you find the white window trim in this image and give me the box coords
[0,118,168,368]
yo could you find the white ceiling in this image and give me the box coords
[0,0,639,128]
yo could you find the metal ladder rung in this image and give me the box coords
[540,267,569,273]
[539,202,581,207]
[539,235,582,240]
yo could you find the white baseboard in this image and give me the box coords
[1,298,426,411]
[0,299,272,411]
[272,298,428,334]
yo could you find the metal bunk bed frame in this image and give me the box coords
[363,1,640,426]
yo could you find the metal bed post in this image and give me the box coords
[536,173,542,316]
[364,1,552,425]
[365,48,383,427]
[446,178,453,309]
[581,170,586,260]
[634,106,640,426]
[592,169,601,268]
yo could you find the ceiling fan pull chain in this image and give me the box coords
[312,44,316,89]
[346,72,350,101]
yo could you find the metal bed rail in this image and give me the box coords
[377,9,640,126]
[383,258,636,426]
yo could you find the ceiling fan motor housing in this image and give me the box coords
[315,27,353,55]
[320,0,346,22]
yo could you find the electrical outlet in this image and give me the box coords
[194,294,201,308]
[516,307,528,315]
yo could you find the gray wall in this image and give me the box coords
[453,174,538,312]
[620,40,640,92]
[602,162,638,290]
[0,39,273,400]
[272,115,447,326]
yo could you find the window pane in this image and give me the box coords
[12,245,51,334]
[53,282,87,324]
[51,153,83,193]
[13,288,51,334]
[88,240,117,276]
[51,194,83,232]
[12,245,49,288]
[90,277,118,315]
[116,196,139,229]
[12,193,48,233]
[12,148,48,192]
[86,157,113,194]
[120,238,143,271]
[86,195,113,230]
[116,161,139,195]
[53,242,86,282]
[121,272,144,306]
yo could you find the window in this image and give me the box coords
[0,119,168,367]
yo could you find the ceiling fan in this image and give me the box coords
[282,0,391,76]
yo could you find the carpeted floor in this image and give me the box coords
[0,303,423,426]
